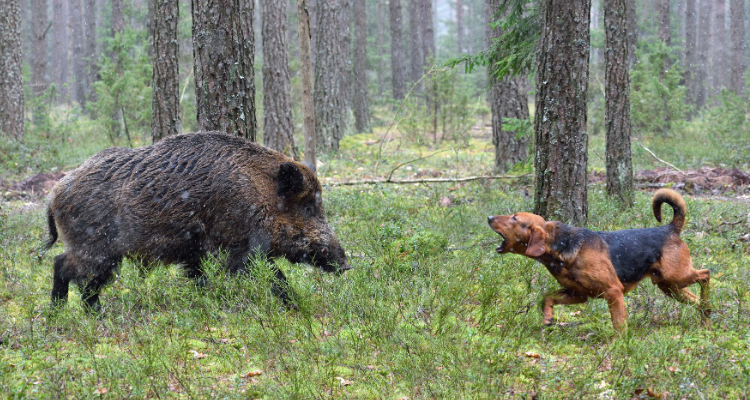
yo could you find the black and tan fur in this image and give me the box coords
[488,189,710,330]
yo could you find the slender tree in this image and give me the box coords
[457,0,463,54]
[605,0,633,206]
[375,0,385,98]
[151,0,181,142]
[685,0,698,109]
[389,0,406,100]
[656,0,671,45]
[84,0,97,98]
[69,0,87,108]
[485,0,530,173]
[696,0,712,106]
[297,0,316,165]
[313,0,347,151]
[534,0,591,225]
[408,0,422,85]
[729,0,746,95]
[261,0,296,157]
[352,0,371,132]
[192,0,257,140]
[626,0,637,66]
[420,0,435,66]
[112,0,125,35]
[29,0,47,124]
[51,0,69,100]
[0,0,24,139]
[713,0,727,90]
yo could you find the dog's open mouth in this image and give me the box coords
[496,233,507,253]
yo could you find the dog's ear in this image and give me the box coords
[525,225,547,257]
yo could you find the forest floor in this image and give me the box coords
[2,125,750,398]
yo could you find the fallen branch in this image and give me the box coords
[324,174,531,187]
[636,141,684,174]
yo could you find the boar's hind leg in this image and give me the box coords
[51,253,71,307]
[79,256,121,313]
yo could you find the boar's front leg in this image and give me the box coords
[226,246,297,308]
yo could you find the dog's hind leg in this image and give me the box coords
[542,289,588,326]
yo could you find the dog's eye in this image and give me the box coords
[511,216,517,221]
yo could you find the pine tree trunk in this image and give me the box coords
[112,0,125,35]
[626,0,638,66]
[313,0,347,151]
[712,0,726,91]
[261,0,296,157]
[729,0,745,95]
[605,0,633,206]
[534,0,591,226]
[151,0,181,143]
[192,0,257,140]
[352,0,370,132]
[485,0,529,173]
[52,0,68,100]
[297,0,315,165]
[408,0,422,85]
[375,0,385,98]
[69,0,87,109]
[656,0,670,45]
[84,0,98,99]
[456,0,463,54]
[696,0,712,106]
[389,0,406,100]
[685,0,699,109]
[0,0,24,139]
[29,0,47,100]
[420,0,435,66]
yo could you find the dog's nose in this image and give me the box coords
[488,216,494,224]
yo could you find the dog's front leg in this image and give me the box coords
[542,289,588,325]
[603,287,627,331]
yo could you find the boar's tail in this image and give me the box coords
[44,209,58,249]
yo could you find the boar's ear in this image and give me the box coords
[278,162,305,197]
[301,160,317,175]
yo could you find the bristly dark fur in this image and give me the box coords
[45,132,350,311]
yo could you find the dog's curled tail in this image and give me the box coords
[652,188,686,234]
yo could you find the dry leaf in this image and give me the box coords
[646,387,662,398]
[524,351,541,358]
[217,338,231,344]
[243,369,263,378]
[335,377,353,386]
[93,388,108,395]
[667,366,679,373]
[189,350,207,359]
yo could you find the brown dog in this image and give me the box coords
[488,189,710,330]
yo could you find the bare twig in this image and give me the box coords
[324,173,531,187]
[386,149,451,181]
[636,140,684,174]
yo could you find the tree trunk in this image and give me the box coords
[261,0,296,157]
[457,0,463,54]
[685,0,699,109]
[605,0,633,206]
[696,0,712,106]
[313,0,347,151]
[151,0,181,143]
[626,0,637,66]
[52,0,68,100]
[712,0,727,90]
[534,0,591,226]
[408,0,422,85]
[352,0,370,132]
[69,0,87,109]
[656,0,670,45]
[375,0,385,98]
[297,0,315,166]
[192,0,257,140]
[730,0,745,95]
[340,0,352,110]
[420,0,435,66]
[29,0,47,100]
[485,0,529,173]
[389,0,406,100]
[112,0,125,35]
[84,0,97,99]
[0,0,24,139]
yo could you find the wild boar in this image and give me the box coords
[44,132,350,311]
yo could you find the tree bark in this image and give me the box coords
[151,0,181,143]
[713,0,726,90]
[352,0,370,132]
[375,0,385,98]
[69,0,87,109]
[685,0,699,109]
[112,0,125,35]
[485,0,529,174]
[84,0,98,99]
[29,0,47,101]
[656,0,670,45]
[534,0,591,226]
[420,0,435,66]
[457,0,463,54]
[389,0,406,100]
[408,0,422,85]
[297,0,315,166]
[729,0,745,95]
[52,0,69,100]
[192,0,257,140]
[626,0,638,66]
[605,0,633,206]
[313,0,347,151]
[0,0,24,139]
[261,0,296,157]
[696,0,712,106]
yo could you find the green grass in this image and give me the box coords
[2,122,750,398]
